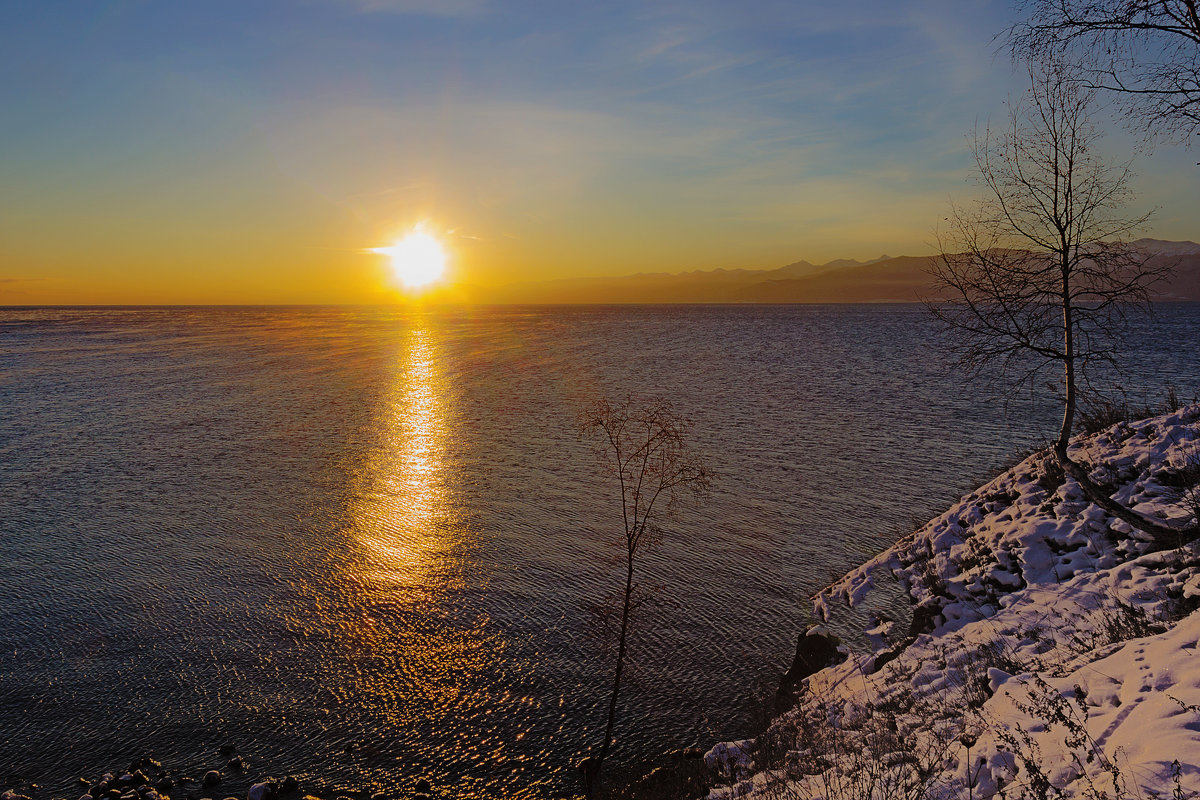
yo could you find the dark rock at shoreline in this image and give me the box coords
[225,759,247,773]
[907,598,943,638]
[279,778,298,795]
[201,773,221,789]
[668,747,705,760]
[247,780,277,800]
[776,625,847,712]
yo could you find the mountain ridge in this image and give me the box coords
[481,239,1200,303]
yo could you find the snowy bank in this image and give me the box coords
[707,405,1200,800]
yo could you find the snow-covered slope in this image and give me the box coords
[707,406,1200,800]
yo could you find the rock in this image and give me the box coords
[246,781,277,800]
[414,780,431,794]
[3,791,33,800]
[218,745,237,758]
[154,779,173,795]
[908,598,943,638]
[370,793,387,800]
[201,773,221,789]
[225,758,247,772]
[129,777,148,791]
[776,625,848,711]
[77,782,90,790]
[279,778,298,794]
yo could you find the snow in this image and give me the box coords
[706,405,1200,800]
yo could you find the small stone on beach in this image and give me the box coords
[246,782,275,800]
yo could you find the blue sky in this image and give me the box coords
[1,0,1197,302]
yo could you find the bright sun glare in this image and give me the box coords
[372,227,447,290]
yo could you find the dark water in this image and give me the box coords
[2,304,1198,798]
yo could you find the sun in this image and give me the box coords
[371,227,447,290]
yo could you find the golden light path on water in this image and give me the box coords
[340,323,545,798]
[356,327,450,587]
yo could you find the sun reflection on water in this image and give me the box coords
[355,326,456,591]
[337,321,552,799]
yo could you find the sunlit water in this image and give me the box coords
[3,305,1198,798]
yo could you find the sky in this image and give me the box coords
[1,0,1197,304]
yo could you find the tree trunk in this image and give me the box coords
[1055,452,1197,547]
[1056,265,1076,457]
[1053,263,1197,547]
[585,548,635,798]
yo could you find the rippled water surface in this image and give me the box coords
[3,305,1198,798]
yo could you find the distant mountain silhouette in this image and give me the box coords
[483,241,1200,303]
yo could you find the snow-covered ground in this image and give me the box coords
[706,405,1200,800]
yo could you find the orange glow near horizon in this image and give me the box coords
[371,226,448,291]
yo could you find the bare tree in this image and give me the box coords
[578,394,712,797]
[929,59,1194,545]
[1010,0,1200,142]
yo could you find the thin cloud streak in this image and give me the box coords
[333,0,488,17]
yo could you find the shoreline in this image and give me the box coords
[1,754,442,800]
[704,404,1200,799]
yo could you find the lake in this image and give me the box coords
[2,304,1198,798]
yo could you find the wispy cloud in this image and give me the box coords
[335,0,487,18]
